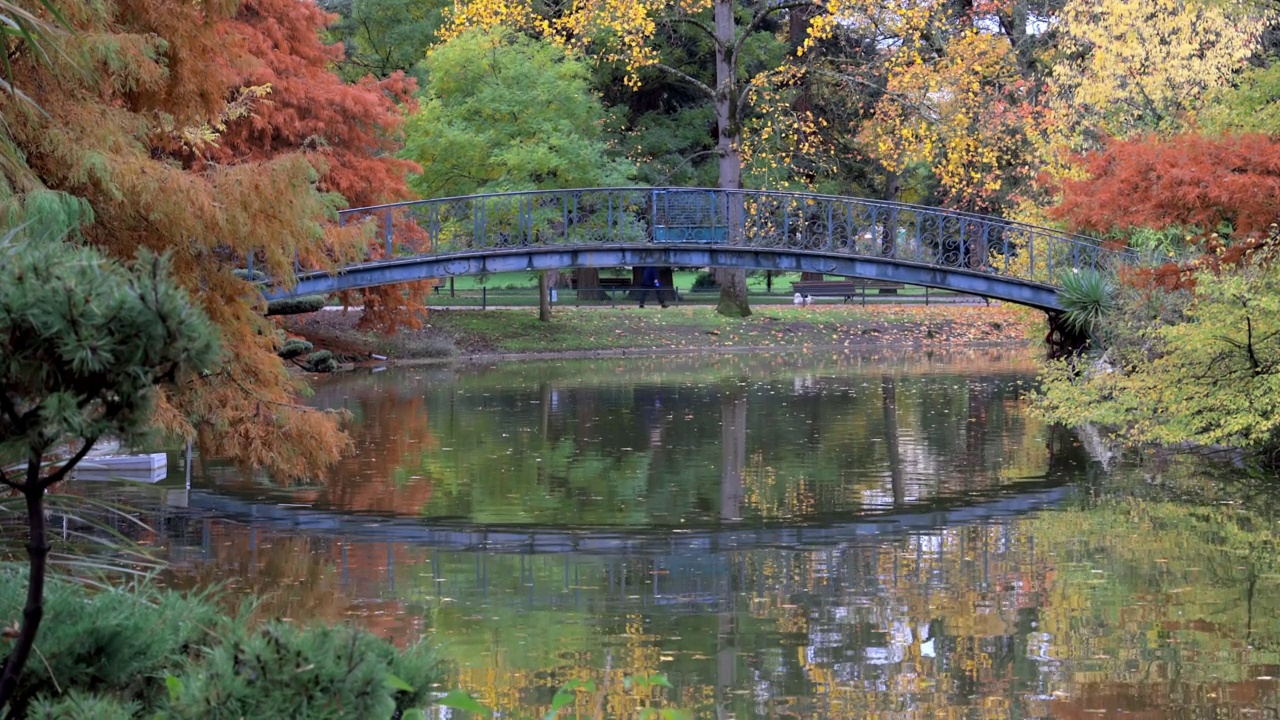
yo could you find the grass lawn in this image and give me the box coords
[288,304,1043,359]
[421,272,975,308]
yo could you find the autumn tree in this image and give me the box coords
[0,0,390,479]
[193,0,429,333]
[1045,0,1264,144]
[855,6,1051,213]
[1053,133,1280,243]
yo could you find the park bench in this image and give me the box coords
[652,190,728,244]
[791,279,906,305]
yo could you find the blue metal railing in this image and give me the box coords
[245,187,1140,290]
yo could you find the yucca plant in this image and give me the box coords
[1058,267,1117,336]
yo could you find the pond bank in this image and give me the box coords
[283,304,1045,366]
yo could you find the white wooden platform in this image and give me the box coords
[71,453,168,484]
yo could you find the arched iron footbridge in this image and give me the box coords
[261,187,1133,312]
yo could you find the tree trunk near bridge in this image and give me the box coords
[538,270,551,322]
[713,0,751,318]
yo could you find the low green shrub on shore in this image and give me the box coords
[0,569,438,719]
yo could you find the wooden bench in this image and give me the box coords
[791,279,906,305]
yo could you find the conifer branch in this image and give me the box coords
[41,437,98,490]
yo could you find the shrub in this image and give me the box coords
[301,350,339,373]
[0,569,440,719]
[1058,268,1116,335]
[162,621,436,720]
[0,571,219,715]
[266,295,328,316]
[278,338,315,359]
[690,271,718,290]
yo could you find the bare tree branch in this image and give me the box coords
[654,63,715,98]
[663,15,717,43]
[661,149,721,182]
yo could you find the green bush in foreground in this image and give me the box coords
[0,569,438,719]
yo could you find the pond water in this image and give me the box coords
[82,349,1280,718]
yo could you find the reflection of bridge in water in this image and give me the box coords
[259,187,1135,312]
[176,482,1070,555]
[84,477,1077,615]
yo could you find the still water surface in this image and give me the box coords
[109,350,1280,717]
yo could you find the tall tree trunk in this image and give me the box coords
[720,389,746,521]
[538,270,551,322]
[0,462,50,712]
[713,0,751,317]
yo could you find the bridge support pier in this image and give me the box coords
[1044,311,1087,360]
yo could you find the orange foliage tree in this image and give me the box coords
[195,0,431,332]
[0,0,421,478]
[1051,132,1280,288]
[1053,133,1280,239]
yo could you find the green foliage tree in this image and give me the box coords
[0,234,220,711]
[402,27,633,197]
[321,0,447,83]
[1198,61,1280,135]
[402,27,634,321]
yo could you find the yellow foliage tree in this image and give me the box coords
[1047,0,1265,144]
[857,6,1048,212]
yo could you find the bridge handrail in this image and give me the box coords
[336,185,1115,253]
[247,186,1156,305]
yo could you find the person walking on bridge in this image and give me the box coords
[638,266,667,309]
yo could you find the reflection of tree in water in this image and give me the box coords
[315,390,439,514]
[285,357,1055,527]
[163,523,425,643]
